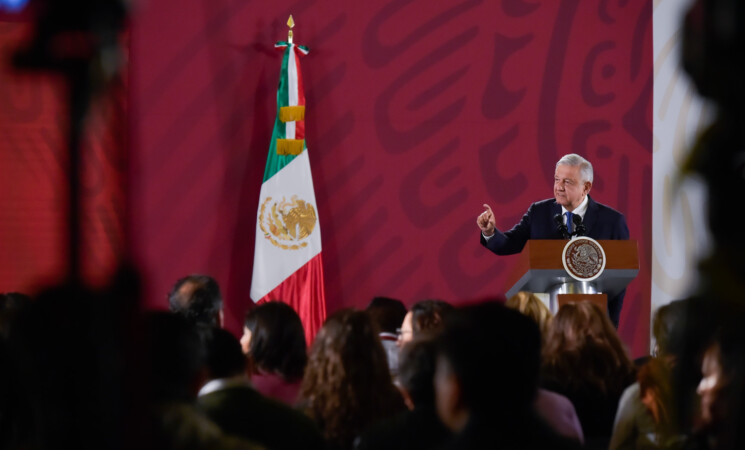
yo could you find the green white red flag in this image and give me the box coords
[250,40,326,344]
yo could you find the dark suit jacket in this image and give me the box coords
[197,383,324,450]
[480,196,630,326]
[480,196,629,255]
[441,413,581,450]
[354,405,451,450]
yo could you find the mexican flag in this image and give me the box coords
[250,40,326,344]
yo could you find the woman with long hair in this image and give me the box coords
[299,309,405,450]
[542,301,636,448]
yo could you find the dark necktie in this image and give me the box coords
[566,211,573,235]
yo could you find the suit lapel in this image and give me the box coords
[583,195,598,235]
[551,201,563,238]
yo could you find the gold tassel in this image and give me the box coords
[279,106,305,122]
[276,139,304,155]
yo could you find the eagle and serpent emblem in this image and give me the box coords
[563,238,606,281]
[259,195,317,250]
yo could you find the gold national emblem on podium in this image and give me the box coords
[562,237,606,282]
[259,195,317,250]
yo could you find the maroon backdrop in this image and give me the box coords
[1,0,652,356]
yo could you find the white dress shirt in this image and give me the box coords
[562,194,589,230]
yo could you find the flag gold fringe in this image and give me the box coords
[279,106,305,122]
[276,139,304,155]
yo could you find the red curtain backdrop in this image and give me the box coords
[1,0,652,356]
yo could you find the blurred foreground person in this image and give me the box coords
[299,309,405,450]
[355,337,451,450]
[434,301,578,449]
[674,0,745,447]
[0,292,31,339]
[506,292,583,444]
[686,327,745,450]
[198,327,323,450]
[241,301,307,405]
[541,301,635,449]
[146,312,261,449]
[5,286,138,449]
[610,300,686,449]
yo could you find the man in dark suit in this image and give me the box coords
[197,327,325,450]
[477,154,629,326]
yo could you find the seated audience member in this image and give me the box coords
[240,302,307,405]
[354,337,451,450]
[506,292,584,444]
[638,358,681,448]
[146,312,261,449]
[534,385,585,445]
[610,300,686,450]
[299,309,405,450]
[433,301,578,449]
[666,296,734,439]
[397,300,453,348]
[198,327,324,450]
[168,274,223,327]
[541,301,636,448]
[506,291,552,341]
[365,297,407,377]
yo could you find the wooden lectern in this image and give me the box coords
[504,240,639,313]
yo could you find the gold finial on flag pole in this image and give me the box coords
[287,15,295,44]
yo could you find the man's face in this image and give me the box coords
[554,164,591,211]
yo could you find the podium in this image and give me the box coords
[504,240,639,313]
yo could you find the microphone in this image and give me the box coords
[572,214,586,236]
[553,214,570,239]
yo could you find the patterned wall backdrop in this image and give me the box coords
[1,0,653,356]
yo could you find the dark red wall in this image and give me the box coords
[1,0,652,355]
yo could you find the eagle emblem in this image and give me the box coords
[259,195,317,250]
[562,237,606,282]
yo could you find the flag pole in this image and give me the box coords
[287,15,294,44]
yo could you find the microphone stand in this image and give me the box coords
[572,215,587,237]
[553,214,571,239]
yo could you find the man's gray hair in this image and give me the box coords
[556,153,593,184]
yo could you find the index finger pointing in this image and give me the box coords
[482,204,494,215]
